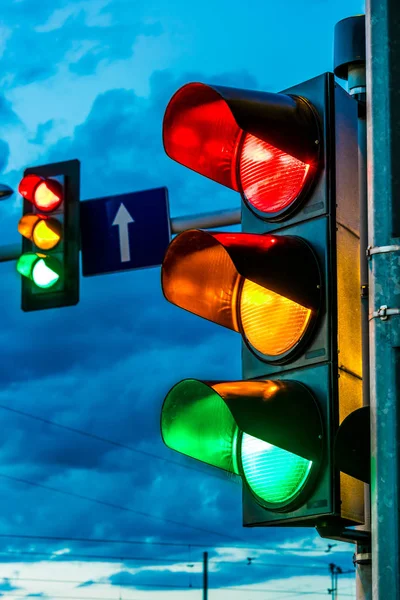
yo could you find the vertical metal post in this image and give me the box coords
[203,551,208,600]
[334,16,372,600]
[356,94,372,600]
[366,0,400,598]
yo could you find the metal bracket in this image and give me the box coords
[354,551,372,566]
[366,244,400,259]
[316,523,371,545]
[370,305,400,320]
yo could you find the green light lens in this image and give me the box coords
[240,433,312,506]
[32,258,60,289]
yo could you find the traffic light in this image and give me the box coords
[160,73,365,528]
[16,160,80,311]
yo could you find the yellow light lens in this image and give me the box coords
[32,219,62,250]
[239,278,312,356]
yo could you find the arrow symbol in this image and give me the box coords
[112,203,134,263]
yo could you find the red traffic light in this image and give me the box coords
[19,174,63,212]
[163,83,320,220]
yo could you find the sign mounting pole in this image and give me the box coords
[366,0,400,597]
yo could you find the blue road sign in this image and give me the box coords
[80,187,170,277]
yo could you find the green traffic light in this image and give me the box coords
[16,253,61,289]
[161,378,319,511]
[240,432,312,506]
[32,257,60,288]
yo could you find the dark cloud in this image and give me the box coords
[0,140,9,173]
[29,120,57,145]
[0,96,20,126]
[0,0,358,581]
[0,1,161,87]
[0,577,20,591]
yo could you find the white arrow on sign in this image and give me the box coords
[112,203,135,263]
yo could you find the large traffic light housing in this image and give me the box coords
[160,73,363,528]
[16,160,80,311]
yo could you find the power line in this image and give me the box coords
[0,576,200,588]
[220,588,354,597]
[0,549,186,563]
[0,548,335,567]
[0,533,336,554]
[211,559,344,572]
[0,402,234,484]
[0,472,241,542]
[0,578,356,597]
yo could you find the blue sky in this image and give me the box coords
[0,0,364,598]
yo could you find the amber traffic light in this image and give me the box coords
[162,229,321,362]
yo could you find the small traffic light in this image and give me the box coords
[16,160,80,311]
[160,73,365,529]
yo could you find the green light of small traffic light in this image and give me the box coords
[32,258,60,288]
[16,253,61,289]
[240,433,313,506]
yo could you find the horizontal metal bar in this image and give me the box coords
[366,243,400,257]
[170,208,241,233]
[0,208,241,264]
[0,243,20,263]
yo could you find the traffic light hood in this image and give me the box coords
[163,82,321,220]
[161,379,323,508]
[163,82,320,166]
[162,229,321,361]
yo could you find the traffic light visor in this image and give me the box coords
[16,253,62,289]
[161,379,322,509]
[19,174,63,212]
[163,83,320,218]
[161,379,239,473]
[162,230,321,362]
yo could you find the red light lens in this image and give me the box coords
[33,180,63,212]
[18,175,43,201]
[163,83,241,190]
[239,133,310,215]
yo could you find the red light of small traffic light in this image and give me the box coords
[18,174,63,212]
[163,83,320,220]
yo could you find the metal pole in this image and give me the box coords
[0,243,20,263]
[203,551,208,600]
[171,207,241,233]
[0,208,241,264]
[355,81,372,600]
[366,0,400,598]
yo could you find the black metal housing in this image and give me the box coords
[21,159,80,311]
[335,406,370,483]
[242,73,364,528]
[334,15,366,80]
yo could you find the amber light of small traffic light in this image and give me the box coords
[161,379,323,510]
[161,229,321,363]
[18,214,62,250]
[18,174,63,212]
[163,83,320,220]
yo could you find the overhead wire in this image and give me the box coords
[0,472,242,542]
[0,533,345,557]
[0,578,357,597]
[0,402,235,484]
